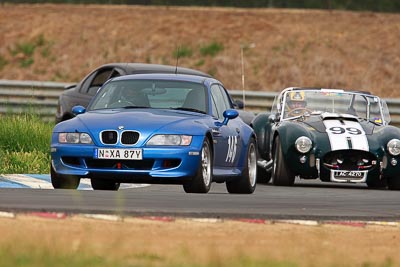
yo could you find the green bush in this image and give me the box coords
[8,34,52,68]
[199,41,224,57]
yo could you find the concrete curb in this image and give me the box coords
[1,210,399,228]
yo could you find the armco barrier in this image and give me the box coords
[0,80,73,122]
[1,79,400,127]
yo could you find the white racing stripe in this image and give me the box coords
[323,119,369,151]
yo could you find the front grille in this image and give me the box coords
[121,131,139,145]
[101,131,118,144]
[323,150,377,171]
[85,159,154,170]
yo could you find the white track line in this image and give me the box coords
[0,174,150,190]
[0,174,53,189]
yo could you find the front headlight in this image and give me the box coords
[295,136,312,153]
[387,139,400,156]
[147,135,192,146]
[59,132,93,144]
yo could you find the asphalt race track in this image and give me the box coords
[0,174,399,221]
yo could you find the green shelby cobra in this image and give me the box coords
[252,87,400,190]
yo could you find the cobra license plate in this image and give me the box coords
[94,148,143,160]
[333,170,364,179]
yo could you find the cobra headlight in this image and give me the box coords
[59,132,93,144]
[387,139,400,156]
[295,136,312,153]
[147,135,192,146]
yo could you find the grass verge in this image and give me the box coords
[0,113,53,174]
[0,215,399,267]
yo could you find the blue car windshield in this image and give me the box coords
[88,79,207,113]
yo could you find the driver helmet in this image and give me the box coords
[287,91,306,110]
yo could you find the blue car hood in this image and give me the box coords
[68,108,209,135]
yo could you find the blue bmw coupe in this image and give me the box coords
[50,73,257,193]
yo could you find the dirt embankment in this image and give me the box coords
[1,4,400,97]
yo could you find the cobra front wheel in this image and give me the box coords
[387,177,400,190]
[271,136,295,186]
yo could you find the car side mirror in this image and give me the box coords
[233,99,244,109]
[72,105,86,115]
[222,109,239,125]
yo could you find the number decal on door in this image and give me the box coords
[226,136,238,163]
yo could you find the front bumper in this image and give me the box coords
[287,148,399,183]
[51,144,202,183]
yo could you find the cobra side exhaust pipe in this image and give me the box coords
[257,159,273,172]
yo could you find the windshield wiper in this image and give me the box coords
[122,106,150,109]
[171,107,206,114]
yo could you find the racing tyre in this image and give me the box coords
[51,164,80,189]
[183,138,212,193]
[271,136,295,186]
[366,178,387,189]
[226,138,257,194]
[387,177,400,190]
[257,166,271,184]
[91,179,120,191]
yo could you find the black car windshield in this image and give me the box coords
[88,79,207,113]
[276,89,390,125]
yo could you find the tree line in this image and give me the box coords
[3,0,400,13]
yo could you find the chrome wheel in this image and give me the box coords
[248,142,257,187]
[226,137,257,194]
[183,138,213,193]
[201,140,212,187]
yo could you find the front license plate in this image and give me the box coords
[94,148,142,160]
[333,170,364,179]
